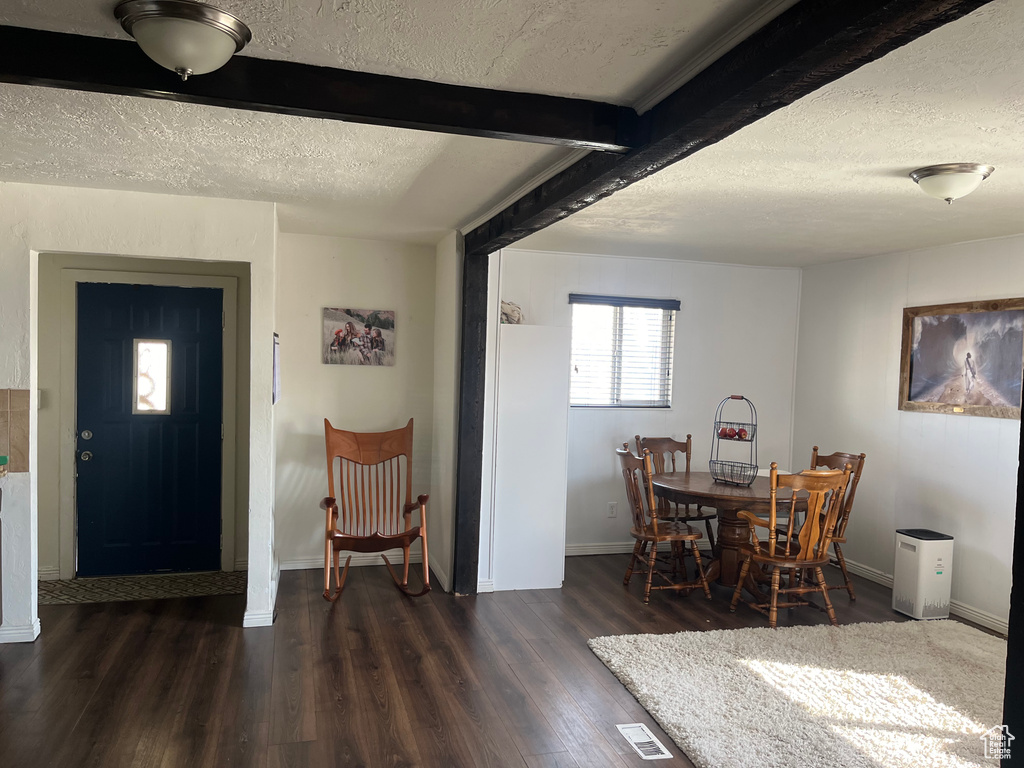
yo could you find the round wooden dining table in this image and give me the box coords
[651,471,800,588]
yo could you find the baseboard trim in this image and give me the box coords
[565,541,715,557]
[242,610,274,628]
[477,578,495,593]
[430,561,452,594]
[0,619,42,643]
[840,558,893,588]
[947,600,1008,636]
[842,557,1008,636]
[566,542,635,556]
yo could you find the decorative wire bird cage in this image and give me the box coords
[709,395,757,486]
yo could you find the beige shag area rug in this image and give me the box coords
[589,621,1006,768]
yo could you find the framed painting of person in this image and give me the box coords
[899,298,1024,419]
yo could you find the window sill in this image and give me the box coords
[570,405,673,410]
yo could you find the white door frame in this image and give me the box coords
[58,269,239,578]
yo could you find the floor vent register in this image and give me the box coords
[616,723,672,760]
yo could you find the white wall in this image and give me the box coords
[793,235,1024,631]
[0,181,278,640]
[427,232,462,592]
[491,324,571,590]
[272,233,436,575]
[490,248,802,558]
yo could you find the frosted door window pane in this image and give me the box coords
[134,339,171,414]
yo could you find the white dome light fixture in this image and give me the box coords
[909,163,995,204]
[115,0,252,81]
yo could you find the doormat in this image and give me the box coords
[38,570,247,604]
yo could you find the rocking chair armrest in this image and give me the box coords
[403,494,429,514]
[321,497,338,536]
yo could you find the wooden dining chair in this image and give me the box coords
[319,418,430,602]
[729,462,851,628]
[636,435,718,553]
[618,445,711,605]
[776,448,867,600]
[809,447,866,601]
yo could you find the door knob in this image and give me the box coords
[80,451,94,462]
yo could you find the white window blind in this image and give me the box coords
[569,294,678,408]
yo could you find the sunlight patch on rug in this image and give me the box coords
[589,620,1006,768]
[741,659,987,767]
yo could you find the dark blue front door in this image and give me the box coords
[76,283,223,577]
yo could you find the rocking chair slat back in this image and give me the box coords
[333,455,408,537]
[327,419,413,537]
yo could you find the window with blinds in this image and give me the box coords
[568,294,678,408]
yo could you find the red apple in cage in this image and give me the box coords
[737,428,748,440]
[726,427,737,439]
[719,427,729,438]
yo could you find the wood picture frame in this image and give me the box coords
[322,308,396,367]
[899,298,1024,420]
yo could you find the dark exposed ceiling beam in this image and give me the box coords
[451,0,993,594]
[0,24,638,153]
[464,0,994,257]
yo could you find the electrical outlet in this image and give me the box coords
[607,501,618,518]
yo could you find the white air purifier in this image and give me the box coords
[892,528,953,620]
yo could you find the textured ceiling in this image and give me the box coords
[0,82,565,243]
[0,0,796,243]
[4,1,1019,261]
[0,0,784,104]
[521,0,1024,266]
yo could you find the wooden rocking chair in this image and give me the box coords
[319,418,430,602]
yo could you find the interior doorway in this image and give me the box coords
[75,282,224,576]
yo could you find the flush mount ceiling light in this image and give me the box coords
[115,0,252,81]
[909,163,995,204]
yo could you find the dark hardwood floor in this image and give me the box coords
[0,555,909,768]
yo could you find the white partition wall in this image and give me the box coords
[496,248,800,557]
[492,324,571,590]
